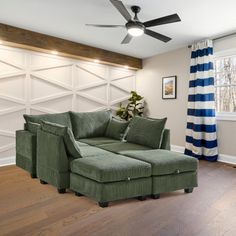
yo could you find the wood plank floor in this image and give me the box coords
[1,161,236,236]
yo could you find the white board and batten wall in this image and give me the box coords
[0,45,136,166]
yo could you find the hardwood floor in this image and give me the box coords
[1,161,236,236]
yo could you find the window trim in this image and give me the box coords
[214,48,236,121]
[214,48,236,58]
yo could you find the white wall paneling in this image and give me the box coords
[0,45,136,161]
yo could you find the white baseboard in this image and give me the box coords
[171,145,236,165]
[218,154,236,165]
[0,156,15,167]
[171,145,185,153]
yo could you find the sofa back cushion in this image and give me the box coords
[25,122,41,134]
[105,117,129,140]
[41,121,82,159]
[126,116,167,149]
[23,112,72,129]
[70,110,111,139]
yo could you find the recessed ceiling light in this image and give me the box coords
[124,65,129,69]
[94,59,100,63]
[51,50,58,55]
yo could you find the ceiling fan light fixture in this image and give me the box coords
[127,27,144,37]
[86,1,181,44]
[126,22,144,37]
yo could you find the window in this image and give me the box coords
[214,52,236,120]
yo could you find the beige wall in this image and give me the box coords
[137,45,236,157]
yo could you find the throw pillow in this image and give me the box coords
[70,110,111,139]
[41,121,82,159]
[105,117,129,140]
[126,116,167,149]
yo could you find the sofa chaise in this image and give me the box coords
[16,110,198,207]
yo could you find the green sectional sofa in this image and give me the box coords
[16,110,198,207]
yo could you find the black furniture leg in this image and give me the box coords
[151,194,160,199]
[31,173,37,178]
[98,202,109,208]
[40,179,47,184]
[57,188,66,194]
[75,192,83,197]
[137,196,147,201]
[184,188,193,193]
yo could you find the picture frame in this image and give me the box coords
[162,76,177,99]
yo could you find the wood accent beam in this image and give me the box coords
[0,23,142,70]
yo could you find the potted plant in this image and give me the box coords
[116,91,144,121]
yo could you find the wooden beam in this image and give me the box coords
[0,23,142,70]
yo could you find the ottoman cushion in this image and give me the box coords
[121,149,198,176]
[70,153,151,183]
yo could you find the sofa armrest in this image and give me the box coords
[16,130,37,175]
[160,129,170,150]
[37,129,70,189]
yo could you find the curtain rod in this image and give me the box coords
[187,31,236,48]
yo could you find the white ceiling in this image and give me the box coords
[0,0,236,58]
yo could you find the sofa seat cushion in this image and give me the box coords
[79,137,120,146]
[98,142,151,154]
[24,112,72,129]
[122,149,198,176]
[79,145,111,157]
[70,153,151,183]
[76,141,88,147]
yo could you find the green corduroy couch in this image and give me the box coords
[16,111,198,207]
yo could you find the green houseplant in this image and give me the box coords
[116,91,144,121]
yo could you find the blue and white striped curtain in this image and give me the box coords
[185,39,218,161]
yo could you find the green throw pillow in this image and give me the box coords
[70,110,111,139]
[23,112,72,129]
[25,122,41,134]
[105,117,129,140]
[41,121,82,159]
[126,116,167,149]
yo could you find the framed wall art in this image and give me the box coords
[162,76,177,99]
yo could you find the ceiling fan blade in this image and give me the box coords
[110,0,132,22]
[86,24,124,28]
[145,29,171,43]
[121,34,132,44]
[143,14,181,27]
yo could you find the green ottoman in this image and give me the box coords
[121,149,198,198]
[70,153,152,207]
